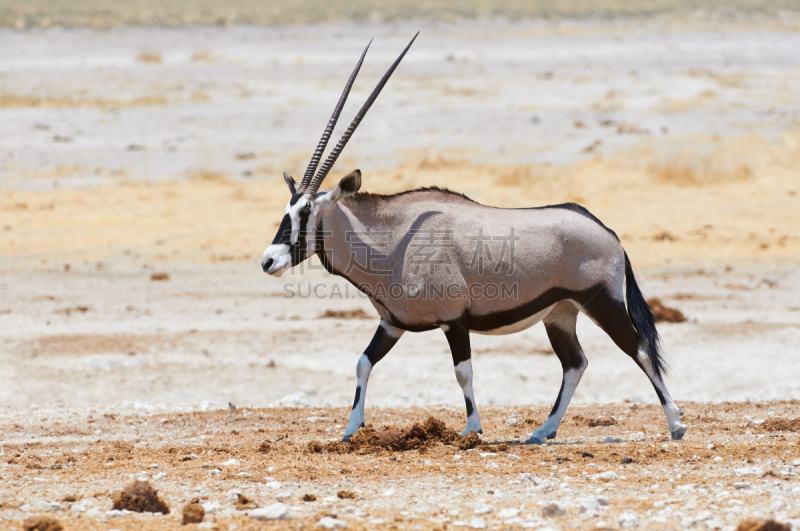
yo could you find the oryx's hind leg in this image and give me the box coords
[527,302,586,444]
[343,320,404,442]
[582,288,687,440]
[443,318,482,435]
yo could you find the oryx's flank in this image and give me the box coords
[261,34,688,444]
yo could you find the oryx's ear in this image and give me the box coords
[283,172,298,194]
[320,170,362,205]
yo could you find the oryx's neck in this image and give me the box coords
[316,199,400,294]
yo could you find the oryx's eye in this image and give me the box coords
[300,204,312,217]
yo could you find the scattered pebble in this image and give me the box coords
[498,508,520,519]
[247,503,293,521]
[316,516,348,529]
[622,457,633,464]
[619,510,640,528]
[603,437,622,443]
[474,502,492,514]
[506,417,519,426]
[469,516,487,529]
[542,501,568,517]
[582,452,594,458]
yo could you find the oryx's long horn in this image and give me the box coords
[297,41,372,194]
[307,32,419,194]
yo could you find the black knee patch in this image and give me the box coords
[352,386,361,410]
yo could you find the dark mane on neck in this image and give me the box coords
[347,186,476,205]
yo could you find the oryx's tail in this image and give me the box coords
[623,251,666,378]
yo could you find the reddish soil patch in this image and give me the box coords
[757,417,800,433]
[318,309,372,319]
[647,297,687,323]
[22,517,63,531]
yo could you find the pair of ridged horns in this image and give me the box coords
[295,32,419,196]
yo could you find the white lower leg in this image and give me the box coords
[344,354,372,439]
[638,350,686,439]
[530,367,584,443]
[454,359,482,435]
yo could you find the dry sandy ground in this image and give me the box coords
[1,12,800,531]
[1,402,800,531]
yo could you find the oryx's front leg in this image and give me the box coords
[443,319,482,435]
[528,303,586,444]
[343,320,404,442]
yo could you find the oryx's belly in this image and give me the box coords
[471,304,555,336]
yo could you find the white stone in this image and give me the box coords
[316,516,348,529]
[226,489,243,502]
[470,517,487,529]
[248,503,293,521]
[498,508,520,519]
[20,501,64,512]
[580,498,600,516]
[382,488,396,497]
[542,501,568,517]
[733,466,762,476]
[592,471,619,482]
[222,458,241,466]
[153,472,167,480]
[201,501,219,514]
[70,500,94,514]
[276,491,292,500]
[732,482,751,489]
[506,418,520,426]
[474,503,492,515]
[619,511,640,528]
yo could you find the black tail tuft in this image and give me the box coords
[623,251,666,378]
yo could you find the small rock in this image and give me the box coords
[247,503,292,521]
[20,502,64,513]
[735,519,791,531]
[474,502,492,515]
[603,437,622,443]
[221,458,241,466]
[580,498,600,516]
[582,452,594,458]
[734,466,762,477]
[506,418,520,426]
[302,494,316,502]
[382,488,396,497]
[152,472,167,480]
[619,510,640,528]
[470,517,487,529]
[592,471,619,482]
[622,457,633,464]
[182,503,205,524]
[201,501,218,514]
[498,508,520,519]
[316,517,348,529]
[543,501,568,517]
[22,516,63,531]
[732,482,751,489]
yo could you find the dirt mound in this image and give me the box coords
[736,519,791,531]
[318,309,372,319]
[182,503,205,524]
[647,298,687,323]
[756,418,800,433]
[575,414,617,427]
[22,517,63,531]
[306,417,479,453]
[112,480,170,514]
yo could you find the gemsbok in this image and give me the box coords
[261,34,687,444]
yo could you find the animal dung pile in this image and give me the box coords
[306,416,480,454]
[112,480,170,514]
[755,417,800,433]
[182,502,205,524]
[736,519,791,531]
[646,298,687,323]
[22,517,63,531]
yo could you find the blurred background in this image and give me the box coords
[1,1,799,410]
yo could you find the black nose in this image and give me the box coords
[262,258,273,272]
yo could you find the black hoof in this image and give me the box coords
[525,436,545,445]
[342,434,351,443]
